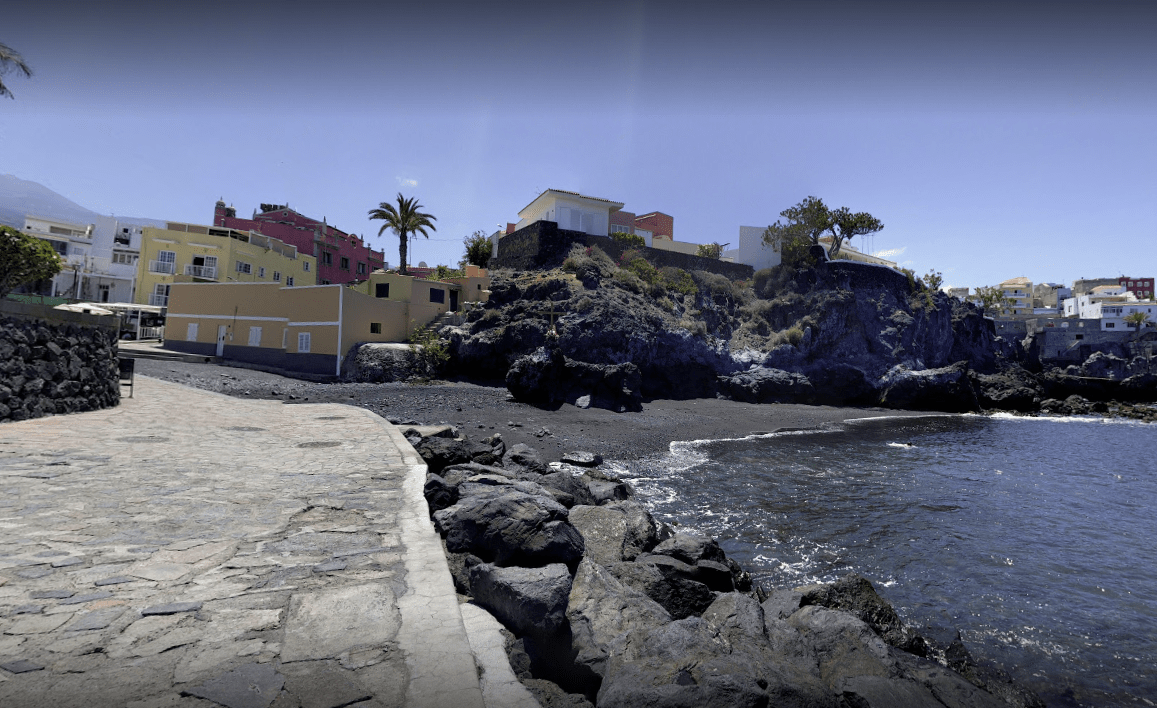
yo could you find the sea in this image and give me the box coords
[615,413,1157,707]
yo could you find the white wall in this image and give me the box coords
[722,226,782,271]
[515,193,611,236]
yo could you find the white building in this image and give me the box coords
[722,226,782,271]
[23,215,142,302]
[1062,286,1154,330]
[513,189,624,237]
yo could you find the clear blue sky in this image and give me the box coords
[3,0,1155,289]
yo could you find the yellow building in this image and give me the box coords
[999,276,1034,317]
[136,222,316,308]
[347,265,490,311]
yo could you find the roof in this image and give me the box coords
[1000,276,1032,287]
[518,189,625,217]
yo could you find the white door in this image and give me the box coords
[217,325,227,356]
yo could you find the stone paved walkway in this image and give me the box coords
[0,376,513,708]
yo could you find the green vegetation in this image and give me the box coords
[462,230,492,269]
[432,264,464,281]
[368,194,437,276]
[696,242,724,259]
[763,196,883,261]
[0,226,62,299]
[611,232,645,249]
[1124,311,1151,333]
[407,324,449,379]
[974,285,1013,315]
[0,42,32,100]
[922,270,944,291]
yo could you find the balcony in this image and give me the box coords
[149,260,176,275]
[184,265,218,280]
[148,294,169,307]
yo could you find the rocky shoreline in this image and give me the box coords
[134,360,1054,707]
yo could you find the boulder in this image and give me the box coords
[457,474,575,508]
[469,563,573,638]
[787,605,894,687]
[432,489,584,567]
[445,551,484,594]
[878,362,979,413]
[605,562,716,620]
[415,437,503,474]
[506,345,643,413]
[568,501,662,566]
[541,472,598,507]
[560,451,603,467]
[761,587,806,621]
[719,367,815,404]
[423,473,458,512]
[503,443,551,476]
[635,553,734,593]
[649,532,727,565]
[565,560,671,678]
[442,462,514,486]
[799,573,926,656]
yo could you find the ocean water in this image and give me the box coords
[617,414,1157,707]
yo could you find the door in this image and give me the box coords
[450,289,459,312]
[217,325,227,356]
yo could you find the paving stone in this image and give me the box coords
[15,566,54,579]
[30,589,75,599]
[280,585,400,663]
[311,560,347,573]
[4,612,73,634]
[9,604,44,615]
[174,640,266,684]
[130,562,195,582]
[0,659,44,674]
[59,591,114,605]
[51,556,84,568]
[95,575,138,587]
[183,662,284,708]
[68,606,128,631]
[282,662,372,708]
[132,628,205,658]
[142,602,204,616]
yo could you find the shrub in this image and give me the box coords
[611,232,646,249]
[407,325,450,379]
[562,244,615,282]
[660,267,697,297]
[573,295,594,312]
[611,268,645,294]
[621,251,660,286]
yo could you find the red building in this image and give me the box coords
[1119,276,1154,301]
[213,201,385,285]
[609,210,675,240]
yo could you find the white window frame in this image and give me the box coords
[236,261,252,274]
[258,266,266,278]
[297,332,311,353]
[286,276,294,287]
[273,271,281,282]
[303,261,310,272]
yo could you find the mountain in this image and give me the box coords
[0,174,165,229]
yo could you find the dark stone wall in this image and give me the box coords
[0,304,121,422]
[819,259,913,294]
[494,220,755,281]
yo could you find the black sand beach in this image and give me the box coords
[133,358,931,462]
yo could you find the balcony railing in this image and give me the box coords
[184,265,217,279]
[149,260,176,275]
[148,294,169,307]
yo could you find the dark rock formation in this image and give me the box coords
[718,367,815,404]
[469,563,573,638]
[569,502,662,566]
[604,562,715,620]
[432,489,584,567]
[800,573,927,656]
[414,437,502,474]
[507,345,643,412]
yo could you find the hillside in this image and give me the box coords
[0,174,164,229]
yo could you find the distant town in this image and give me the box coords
[7,187,1154,378]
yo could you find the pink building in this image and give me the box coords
[1119,276,1155,301]
[213,201,385,286]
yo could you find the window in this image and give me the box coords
[186,323,199,341]
[112,252,138,265]
[258,266,266,278]
[273,271,281,282]
[430,288,445,304]
[1106,322,1116,328]
[151,250,176,274]
[236,261,252,274]
[297,332,311,353]
[286,276,295,287]
[303,261,310,272]
[322,251,333,266]
[340,256,350,270]
[375,283,389,298]
[150,283,170,307]
[357,262,366,274]
[248,326,262,346]
[370,322,382,334]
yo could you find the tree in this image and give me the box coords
[462,230,492,269]
[368,194,436,276]
[0,226,62,299]
[974,285,1012,315]
[762,196,883,261]
[696,242,724,259]
[1124,311,1151,334]
[0,42,32,100]
[923,270,944,290]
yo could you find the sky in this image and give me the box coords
[2,0,1155,290]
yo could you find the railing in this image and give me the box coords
[148,294,169,307]
[183,265,217,279]
[138,326,165,341]
[149,260,176,275]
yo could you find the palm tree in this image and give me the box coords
[1124,310,1151,336]
[368,194,436,276]
[0,42,32,100]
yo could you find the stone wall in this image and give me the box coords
[0,301,121,422]
[493,220,755,281]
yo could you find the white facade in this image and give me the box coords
[1062,289,1153,330]
[23,214,141,302]
[514,189,624,237]
[722,226,782,271]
